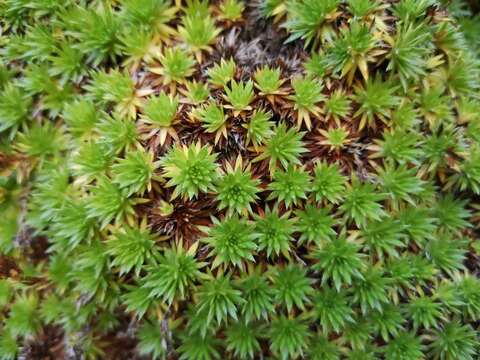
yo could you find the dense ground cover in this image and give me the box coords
[1,0,480,358]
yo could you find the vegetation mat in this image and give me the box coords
[1,0,480,359]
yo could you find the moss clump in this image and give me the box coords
[1,0,480,359]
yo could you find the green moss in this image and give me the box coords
[1,0,480,358]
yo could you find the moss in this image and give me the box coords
[1,0,480,359]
